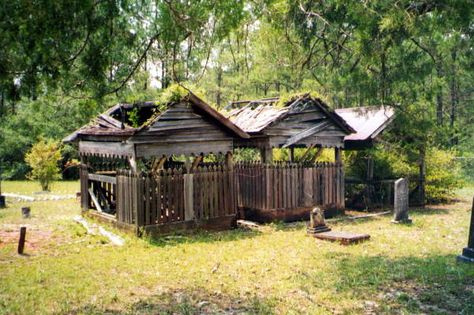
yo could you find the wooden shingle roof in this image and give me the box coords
[228,94,354,135]
[64,92,249,143]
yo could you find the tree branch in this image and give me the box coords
[106,33,160,95]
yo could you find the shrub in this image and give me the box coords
[344,145,462,204]
[25,138,62,191]
[425,148,463,203]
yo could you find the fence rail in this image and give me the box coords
[235,162,344,211]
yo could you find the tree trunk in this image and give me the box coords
[436,64,444,125]
[216,66,223,108]
[450,49,458,145]
[144,53,148,90]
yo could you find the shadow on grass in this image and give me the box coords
[410,207,450,215]
[144,227,263,248]
[295,252,474,314]
[68,287,275,315]
[270,220,306,231]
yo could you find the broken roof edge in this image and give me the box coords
[335,105,396,142]
[228,94,355,135]
[63,91,250,144]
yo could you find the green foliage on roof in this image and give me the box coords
[275,91,326,108]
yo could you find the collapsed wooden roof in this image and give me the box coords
[64,92,249,158]
[335,106,395,149]
[65,93,249,143]
[228,94,354,148]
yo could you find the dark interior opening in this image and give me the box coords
[109,102,158,128]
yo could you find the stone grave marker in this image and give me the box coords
[307,207,331,234]
[392,178,412,224]
[458,196,474,263]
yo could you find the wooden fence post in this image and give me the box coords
[366,156,374,208]
[18,226,26,254]
[260,146,273,163]
[335,148,346,209]
[135,173,145,226]
[303,167,313,207]
[80,163,90,211]
[184,174,194,221]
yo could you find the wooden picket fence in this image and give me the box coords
[235,162,344,211]
[114,165,237,227]
[80,161,343,230]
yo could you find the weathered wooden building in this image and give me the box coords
[228,94,355,222]
[65,92,249,236]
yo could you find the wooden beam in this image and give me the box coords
[88,188,103,213]
[282,121,331,148]
[190,154,203,172]
[88,174,117,185]
[135,141,232,158]
[313,147,323,162]
[335,148,342,163]
[290,147,295,162]
[260,147,273,163]
[79,141,134,157]
[151,156,167,173]
[128,156,138,173]
[299,144,315,162]
[225,152,234,171]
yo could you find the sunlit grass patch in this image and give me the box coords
[1,180,79,196]
[0,182,473,314]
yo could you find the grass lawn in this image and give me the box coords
[1,180,79,197]
[0,181,473,314]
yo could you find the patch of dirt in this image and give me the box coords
[0,225,56,251]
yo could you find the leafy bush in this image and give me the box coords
[233,148,260,162]
[25,138,62,191]
[425,148,463,203]
[344,148,414,181]
[344,145,463,204]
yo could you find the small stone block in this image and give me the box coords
[21,207,31,218]
[307,225,331,234]
[457,247,474,263]
[314,231,370,245]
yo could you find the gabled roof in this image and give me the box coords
[64,92,249,143]
[335,106,395,142]
[228,94,354,135]
[186,93,249,138]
